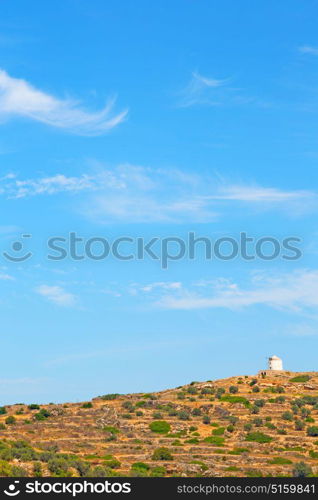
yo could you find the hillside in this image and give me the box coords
[1,371,318,477]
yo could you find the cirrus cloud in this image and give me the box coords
[0,69,127,135]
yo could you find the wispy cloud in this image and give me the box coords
[0,166,314,222]
[211,185,313,203]
[157,270,318,313]
[299,45,318,56]
[36,285,76,307]
[0,69,127,135]
[178,71,228,107]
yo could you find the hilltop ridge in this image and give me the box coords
[1,371,318,477]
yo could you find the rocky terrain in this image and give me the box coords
[1,371,318,477]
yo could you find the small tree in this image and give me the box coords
[229,386,238,394]
[292,462,312,477]
[152,448,173,461]
[307,426,318,437]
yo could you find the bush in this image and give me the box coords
[244,423,252,431]
[292,462,313,477]
[307,426,318,437]
[187,386,198,395]
[100,394,119,400]
[216,388,225,399]
[104,458,121,469]
[47,458,70,476]
[202,416,210,425]
[192,408,201,416]
[0,407,7,415]
[102,426,119,434]
[33,462,42,477]
[122,401,134,411]
[152,412,163,419]
[212,427,225,436]
[5,416,16,425]
[220,396,250,407]
[0,423,5,430]
[131,462,150,471]
[290,375,310,383]
[282,412,293,421]
[204,436,225,446]
[253,418,263,427]
[82,402,93,409]
[201,388,214,395]
[252,386,260,393]
[178,410,191,421]
[34,409,51,421]
[227,425,234,433]
[245,432,272,444]
[295,420,305,431]
[149,421,171,434]
[229,386,238,394]
[268,457,292,465]
[0,460,12,476]
[152,448,173,461]
[28,404,40,410]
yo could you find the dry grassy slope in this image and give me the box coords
[1,371,318,477]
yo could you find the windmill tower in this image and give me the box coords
[268,355,283,371]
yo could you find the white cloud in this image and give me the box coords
[36,285,76,307]
[140,282,182,293]
[211,185,313,203]
[158,270,318,313]
[0,69,127,135]
[299,46,318,55]
[0,165,314,222]
[178,71,228,107]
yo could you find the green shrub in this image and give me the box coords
[295,420,305,431]
[204,436,225,446]
[0,407,7,415]
[227,425,234,433]
[104,458,121,469]
[5,416,16,425]
[178,410,191,421]
[252,386,260,393]
[252,418,263,427]
[192,408,201,416]
[33,462,42,477]
[245,432,272,444]
[102,426,119,434]
[307,426,318,437]
[149,421,171,434]
[152,448,173,461]
[244,423,252,431]
[282,412,293,421]
[309,450,318,459]
[100,394,119,400]
[229,386,238,394]
[268,457,292,465]
[82,402,93,409]
[220,395,250,407]
[292,462,313,477]
[0,460,12,476]
[202,416,210,424]
[228,448,249,455]
[150,466,166,476]
[290,375,310,383]
[212,427,225,436]
[131,462,150,471]
[28,404,40,410]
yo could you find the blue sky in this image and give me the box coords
[1,0,318,404]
